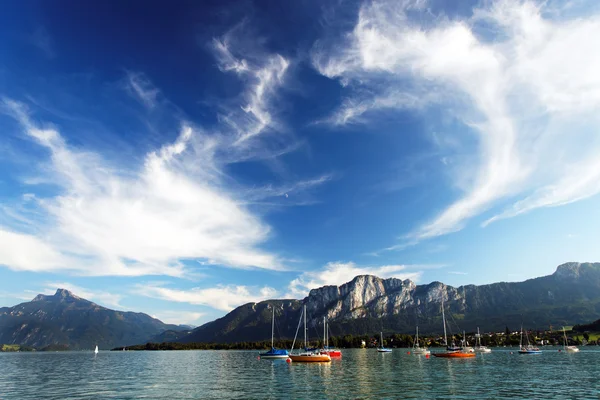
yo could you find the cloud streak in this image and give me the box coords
[313,0,600,241]
[0,28,329,277]
[134,282,277,312]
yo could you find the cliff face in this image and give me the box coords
[0,289,187,349]
[181,262,600,343]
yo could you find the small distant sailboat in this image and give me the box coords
[320,318,342,358]
[433,295,475,358]
[376,332,392,353]
[94,345,99,355]
[474,327,491,353]
[259,305,289,359]
[289,304,331,362]
[563,327,579,353]
[412,326,430,355]
[518,325,541,354]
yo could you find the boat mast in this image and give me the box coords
[441,295,448,346]
[415,326,419,349]
[520,325,523,349]
[323,316,326,349]
[271,305,275,349]
[304,304,307,349]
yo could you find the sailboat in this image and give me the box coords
[259,305,289,359]
[412,326,430,355]
[94,345,98,354]
[563,327,579,353]
[289,304,331,362]
[433,294,475,358]
[474,327,491,353]
[376,332,392,352]
[320,318,342,357]
[518,325,541,354]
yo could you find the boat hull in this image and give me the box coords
[321,350,342,357]
[518,350,542,354]
[474,347,492,353]
[259,354,290,359]
[565,346,579,353]
[433,352,476,358]
[289,354,331,362]
[412,348,430,355]
[377,348,392,353]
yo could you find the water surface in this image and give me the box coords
[1,348,598,399]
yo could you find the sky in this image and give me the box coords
[1,0,600,326]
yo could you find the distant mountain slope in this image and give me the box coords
[179,262,600,343]
[0,289,186,349]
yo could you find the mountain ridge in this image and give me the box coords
[0,288,188,350]
[179,262,600,343]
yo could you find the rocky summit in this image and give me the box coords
[180,262,600,343]
[0,289,190,350]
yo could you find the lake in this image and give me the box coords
[0,348,598,399]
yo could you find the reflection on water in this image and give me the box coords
[0,348,599,399]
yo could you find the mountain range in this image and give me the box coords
[1,262,599,349]
[0,289,190,350]
[180,262,600,343]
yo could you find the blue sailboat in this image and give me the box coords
[259,305,289,359]
[518,325,542,354]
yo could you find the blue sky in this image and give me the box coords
[1,0,600,325]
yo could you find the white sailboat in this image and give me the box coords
[563,327,579,353]
[376,331,392,352]
[94,345,98,354]
[474,327,491,353]
[412,326,430,355]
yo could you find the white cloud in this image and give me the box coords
[212,34,289,146]
[0,101,280,275]
[287,261,423,298]
[125,71,160,109]
[314,0,600,241]
[149,310,206,326]
[41,282,124,309]
[0,26,332,277]
[134,282,278,312]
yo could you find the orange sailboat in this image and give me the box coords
[289,304,331,363]
[433,294,475,359]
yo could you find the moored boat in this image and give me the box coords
[432,294,475,358]
[259,305,289,359]
[518,325,542,354]
[320,320,342,357]
[474,327,491,353]
[563,327,579,353]
[412,326,430,355]
[376,331,392,352]
[288,305,331,363]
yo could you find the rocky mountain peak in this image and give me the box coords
[54,288,80,300]
[31,289,81,302]
[554,262,600,281]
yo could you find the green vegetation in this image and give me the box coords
[0,344,35,352]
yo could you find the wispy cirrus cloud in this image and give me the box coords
[287,261,424,298]
[0,27,330,277]
[313,0,600,242]
[134,282,277,312]
[30,27,55,59]
[125,71,161,109]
